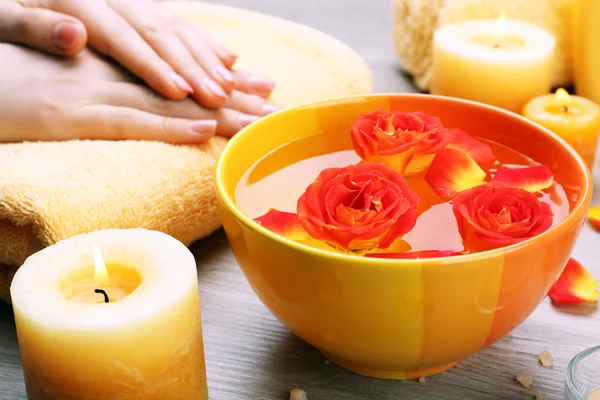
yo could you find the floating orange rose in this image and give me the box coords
[493,165,553,192]
[254,209,309,241]
[365,250,461,259]
[297,162,419,251]
[351,111,451,175]
[453,182,554,245]
[548,258,599,305]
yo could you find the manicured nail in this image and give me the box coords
[203,76,227,98]
[247,75,276,97]
[262,103,282,116]
[52,22,81,50]
[239,114,260,128]
[169,72,193,93]
[215,65,235,85]
[190,120,217,137]
[221,46,238,61]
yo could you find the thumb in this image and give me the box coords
[0,3,87,57]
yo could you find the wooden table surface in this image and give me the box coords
[1,1,599,399]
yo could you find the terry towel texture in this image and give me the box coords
[0,1,374,302]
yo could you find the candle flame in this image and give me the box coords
[494,10,507,37]
[554,88,571,107]
[93,245,109,286]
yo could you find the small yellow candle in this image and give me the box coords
[10,229,207,400]
[573,0,600,104]
[523,88,600,168]
[431,12,556,113]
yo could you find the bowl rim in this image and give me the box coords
[214,93,593,265]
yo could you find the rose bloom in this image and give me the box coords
[297,162,419,251]
[350,110,451,174]
[452,182,554,245]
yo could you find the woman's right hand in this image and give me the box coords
[0,0,279,112]
[0,43,271,143]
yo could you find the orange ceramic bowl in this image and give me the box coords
[214,94,591,379]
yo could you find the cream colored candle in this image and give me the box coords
[431,13,556,113]
[574,0,600,104]
[10,229,207,400]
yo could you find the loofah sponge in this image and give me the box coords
[0,1,374,303]
[392,0,576,91]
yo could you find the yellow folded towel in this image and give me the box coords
[392,0,576,91]
[0,1,373,302]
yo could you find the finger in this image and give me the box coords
[71,105,217,144]
[95,82,261,137]
[150,2,238,69]
[215,109,260,138]
[222,91,281,117]
[232,70,277,99]
[185,22,238,68]
[0,3,87,56]
[108,0,230,108]
[56,1,193,100]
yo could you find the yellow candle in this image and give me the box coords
[573,0,600,104]
[523,88,600,168]
[431,12,556,113]
[10,229,207,400]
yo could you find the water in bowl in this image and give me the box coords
[235,133,573,256]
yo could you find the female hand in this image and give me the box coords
[0,44,270,143]
[0,0,278,113]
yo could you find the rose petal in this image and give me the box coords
[446,128,495,165]
[365,250,461,259]
[587,206,600,231]
[404,153,437,175]
[492,165,554,192]
[254,209,310,240]
[548,258,599,305]
[425,148,486,199]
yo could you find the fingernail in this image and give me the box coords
[52,22,81,50]
[214,65,234,85]
[261,103,281,116]
[169,72,194,93]
[221,46,238,61]
[190,120,217,137]
[203,76,227,98]
[248,75,277,97]
[239,114,260,128]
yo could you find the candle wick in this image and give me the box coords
[493,43,500,49]
[563,105,569,113]
[94,289,110,303]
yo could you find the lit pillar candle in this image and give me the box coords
[574,0,600,104]
[10,229,207,400]
[523,88,600,168]
[431,12,556,113]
